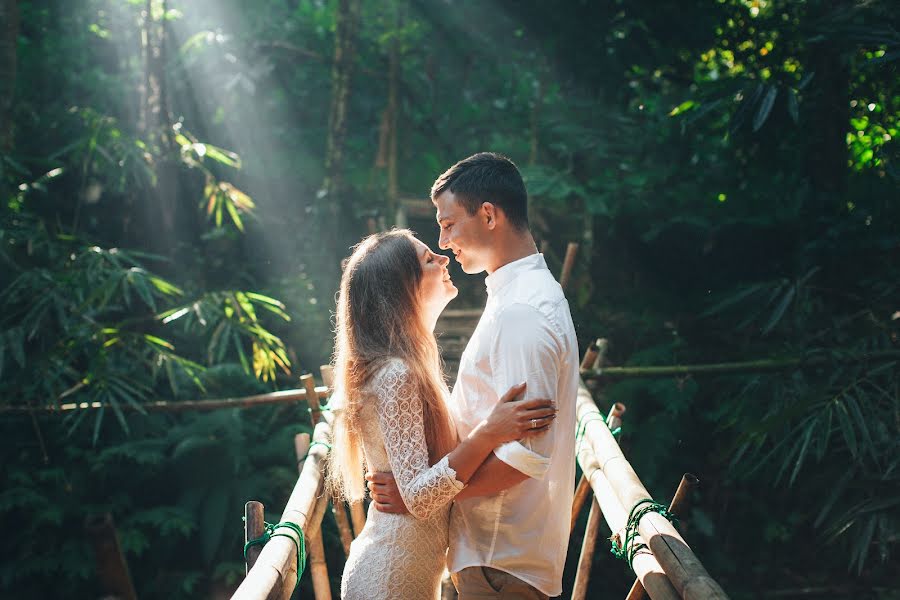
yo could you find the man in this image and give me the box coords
[367,152,578,599]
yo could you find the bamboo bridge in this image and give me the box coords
[228,246,730,600]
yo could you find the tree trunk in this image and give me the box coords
[320,0,361,266]
[139,0,177,250]
[0,0,19,157]
[804,4,850,218]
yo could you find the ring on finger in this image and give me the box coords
[531,418,537,429]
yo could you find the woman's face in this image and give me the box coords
[411,237,457,315]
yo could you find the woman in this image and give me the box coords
[327,229,556,600]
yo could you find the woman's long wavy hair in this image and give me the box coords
[326,229,455,503]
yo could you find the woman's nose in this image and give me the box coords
[438,253,450,266]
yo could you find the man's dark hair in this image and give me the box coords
[430,152,529,230]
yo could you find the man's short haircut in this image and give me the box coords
[430,152,529,230]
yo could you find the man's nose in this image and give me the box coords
[438,230,450,250]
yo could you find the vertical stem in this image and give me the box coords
[85,513,139,600]
[0,0,19,157]
[302,373,322,425]
[559,242,579,290]
[571,497,602,600]
[244,501,265,573]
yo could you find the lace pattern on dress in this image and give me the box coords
[370,359,464,519]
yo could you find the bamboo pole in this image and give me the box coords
[571,398,628,596]
[302,374,323,425]
[295,435,331,600]
[3,387,330,414]
[575,381,729,600]
[244,501,265,574]
[559,242,579,290]
[571,477,592,533]
[231,420,331,600]
[319,365,335,388]
[317,364,354,555]
[85,513,139,600]
[571,497,602,600]
[349,501,366,538]
[580,349,900,381]
[571,401,626,532]
[580,450,679,600]
[626,474,700,600]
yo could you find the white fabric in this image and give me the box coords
[341,359,465,600]
[446,253,579,597]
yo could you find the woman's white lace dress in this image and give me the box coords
[341,359,464,600]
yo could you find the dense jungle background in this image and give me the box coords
[1,0,898,598]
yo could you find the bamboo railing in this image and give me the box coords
[576,347,729,600]
[229,354,729,600]
[232,416,332,600]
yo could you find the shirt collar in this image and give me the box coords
[484,253,547,296]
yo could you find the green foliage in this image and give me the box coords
[2,0,898,597]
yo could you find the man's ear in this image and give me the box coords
[481,202,498,230]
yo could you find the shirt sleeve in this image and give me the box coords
[489,303,562,480]
[370,360,465,519]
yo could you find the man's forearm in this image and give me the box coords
[455,454,529,500]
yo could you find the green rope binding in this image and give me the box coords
[575,410,622,455]
[609,499,678,570]
[243,521,307,586]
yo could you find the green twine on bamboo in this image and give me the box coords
[243,521,307,586]
[575,410,621,455]
[610,498,678,570]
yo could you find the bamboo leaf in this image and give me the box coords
[787,88,799,124]
[789,420,815,485]
[835,401,858,457]
[762,284,795,335]
[144,334,175,350]
[753,85,778,131]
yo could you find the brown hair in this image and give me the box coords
[430,152,529,230]
[326,229,456,503]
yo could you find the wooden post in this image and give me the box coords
[319,364,354,555]
[606,402,626,432]
[319,364,335,388]
[302,373,322,425]
[559,242,579,290]
[296,434,332,600]
[571,497,603,600]
[244,501,265,574]
[626,474,700,600]
[85,513,139,600]
[593,338,609,370]
[570,476,592,533]
[575,381,729,600]
[349,501,366,538]
[581,343,599,371]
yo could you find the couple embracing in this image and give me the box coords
[327,152,578,599]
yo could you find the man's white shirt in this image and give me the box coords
[446,253,578,597]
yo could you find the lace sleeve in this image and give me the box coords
[370,360,464,519]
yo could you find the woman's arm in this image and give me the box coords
[371,361,554,519]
